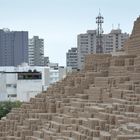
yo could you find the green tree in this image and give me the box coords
[0,101,22,119]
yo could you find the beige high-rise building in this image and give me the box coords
[77,30,97,70]
[77,29,129,69]
[104,29,129,53]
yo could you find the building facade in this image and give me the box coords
[0,28,28,66]
[77,30,96,69]
[44,56,50,66]
[0,71,42,102]
[104,29,129,53]
[66,47,78,69]
[77,29,129,69]
[28,36,44,66]
[0,65,71,101]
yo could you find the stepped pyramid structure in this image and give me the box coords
[125,16,140,55]
[1,17,140,140]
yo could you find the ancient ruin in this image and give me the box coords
[0,16,140,140]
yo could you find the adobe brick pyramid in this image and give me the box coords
[0,17,140,140]
[125,16,140,56]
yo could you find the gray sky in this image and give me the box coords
[0,0,140,66]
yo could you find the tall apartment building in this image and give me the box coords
[66,47,78,69]
[77,30,96,69]
[104,29,129,53]
[77,29,129,69]
[0,28,28,66]
[28,36,44,66]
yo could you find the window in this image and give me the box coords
[8,94,17,97]
[18,72,42,80]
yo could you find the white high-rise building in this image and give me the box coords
[77,30,96,69]
[66,47,78,69]
[77,29,129,69]
[28,36,44,66]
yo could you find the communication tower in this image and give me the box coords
[96,11,104,53]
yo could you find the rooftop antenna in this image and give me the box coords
[96,9,104,53]
[118,23,120,29]
[112,24,114,30]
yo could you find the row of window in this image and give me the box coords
[18,73,42,80]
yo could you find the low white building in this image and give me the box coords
[0,64,70,102]
[0,71,42,102]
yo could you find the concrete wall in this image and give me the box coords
[17,79,42,102]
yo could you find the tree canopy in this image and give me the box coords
[0,101,22,119]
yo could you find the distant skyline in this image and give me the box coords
[0,0,140,66]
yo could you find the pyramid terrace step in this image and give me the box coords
[33,131,43,138]
[25,136,43,140]
[117,135,140,140]
[5,136,22,140]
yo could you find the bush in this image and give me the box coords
[0,101,22,119]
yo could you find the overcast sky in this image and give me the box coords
[0,0,140,66]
